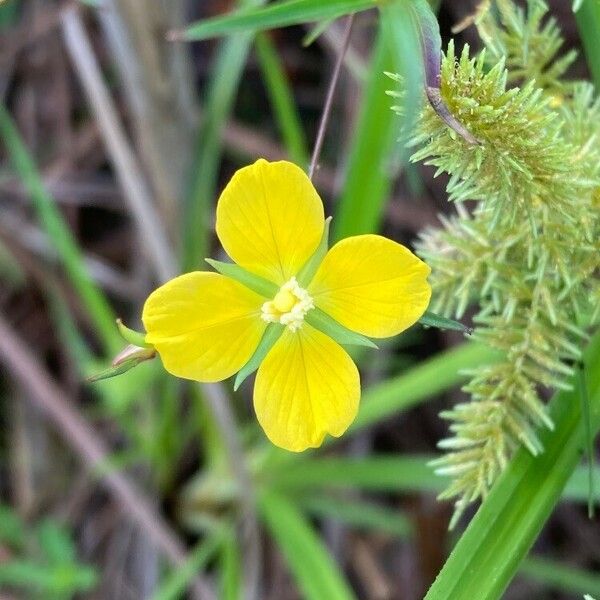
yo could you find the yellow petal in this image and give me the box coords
[254,324,360,452]
[216,159,324,285]
[142,272,266,382]
[308,234,431,338]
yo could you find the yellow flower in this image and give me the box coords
[142,159,431,452]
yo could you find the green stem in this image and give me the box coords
[575,0,600,88]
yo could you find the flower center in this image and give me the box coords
[261,277,314,331]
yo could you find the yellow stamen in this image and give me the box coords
[261,277,314,331]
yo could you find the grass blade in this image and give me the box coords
[520,556,600,597]
[298,495,413,538]
[575,0,600,88]
[332,25,399,240]
[424,331,600,600]
[255,33,309,166]
[0,104,120,354]
[271,454,440,492]
[259,489,356,600]
[354,342,501,431]
[174,0,376,42]
[151,530,223,600]
[183,0,265,271]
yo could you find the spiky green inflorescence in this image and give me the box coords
[477,0,577,94]
[402,0,600,526]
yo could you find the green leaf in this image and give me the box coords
[271,454,440,493]
[151,530,223,600]
[37,521,75,564]
[220,527,242,600]
[332,24,401,240]
[578,362,595,518]
[271,453,600,506]
[423,331,600,600]
[0,104,120,354]
[354,342,502,432]
[520,556,600,598]
[305,308,378,348]
[174,0,376,42]
[297,216,331,286]
[419,310,472,334]
[575,0,600,88]
[302,19,335,46]
[206,258,277,297]
[298,495,413,538]
[183,0,266,271]
[259,489,356,600]
[0,505,26,549]
[234,324,284,390]
[255,33,309,166]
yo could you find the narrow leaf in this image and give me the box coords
[256,33,309,166]
[419,311,472,334]
[259,489,356,600]
[578,362,596,518]
[151,530,223,600]
[298,495,413,538]
[206,258,277,298]
[0,104,119,354]
[234,324,284,390]
[183,0,266,270]
[297,217,331,286]
[172,0,376,42]
[333,24,400,240]
[305,308,378,348]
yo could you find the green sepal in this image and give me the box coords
[419,310,472,334]
[205,258,278,298]
[116,319,150,347]
[296,216,332,287]
[306,308,378,348]
[87,345,156,383]
[234,323,284,390]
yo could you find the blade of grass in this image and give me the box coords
[270,454,600,506]
[0,104,120,354]
[575,0,600,88]
[259,489,356,600]
[172,0,376,42]
[271,454,440,492]
[332,24,399,240]
[424,330,600,600]
[520,556,600,598]
[297,495,413,538]
[354,342,501,432]
[219,527,242,600]
[151,530,223,600]
[333,0,425,239]
[183,0,265,271]
[578,362,595,518]
[255,33,309,166]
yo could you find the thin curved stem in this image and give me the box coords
[308,15,355,180]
